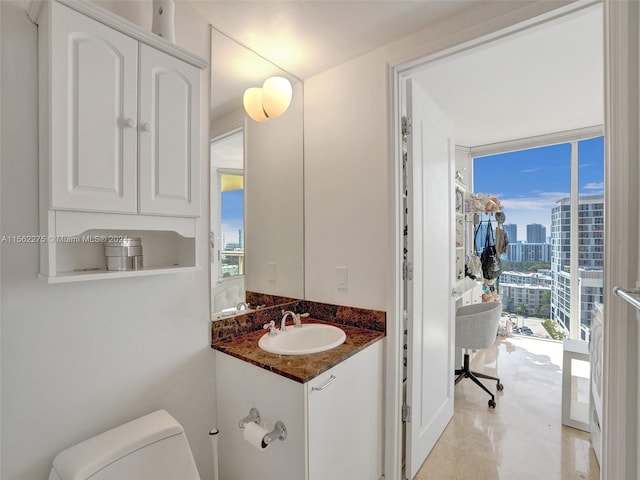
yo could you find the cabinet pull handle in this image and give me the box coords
[142,122,153,132]
[125,118,137,129]
[312,374,336,391]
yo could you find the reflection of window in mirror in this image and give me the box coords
[210,129,246,315]
[219,172,244,278]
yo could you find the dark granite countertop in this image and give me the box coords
[211,319,385,383]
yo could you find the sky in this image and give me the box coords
[221,189,244,246]
[473,137,604,242]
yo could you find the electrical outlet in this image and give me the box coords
[336,267,348,290]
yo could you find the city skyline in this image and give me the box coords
[475,139,604,340]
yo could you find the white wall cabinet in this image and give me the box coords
[215,341,383,480]
[49,4,139,214]
[138,43,200,217]
[47,2,200,217]
[34,0,207,282]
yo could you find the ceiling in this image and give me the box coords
[194,1,603,147]
[190,0,481,80]
[412,4,604,147]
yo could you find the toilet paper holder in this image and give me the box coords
[238,407,287,448]
[261,421,287,448]
[238,407,261,428]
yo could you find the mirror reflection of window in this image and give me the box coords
[219,172,244,278]
[210,130,246,315]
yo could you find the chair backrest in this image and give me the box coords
[455,301,502,350]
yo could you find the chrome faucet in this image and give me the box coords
[236,302,250,311]
[280,310,298,332]
[280,310,310,331]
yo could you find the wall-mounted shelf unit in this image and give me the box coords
[32,0,207,283]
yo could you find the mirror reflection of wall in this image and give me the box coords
[210,27,304,319]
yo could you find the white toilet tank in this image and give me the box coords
[48,410,201,480]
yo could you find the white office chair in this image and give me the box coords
[454,301,504,408]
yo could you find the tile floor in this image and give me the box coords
[415,336,600,480]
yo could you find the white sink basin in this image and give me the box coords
[258,324,347,355]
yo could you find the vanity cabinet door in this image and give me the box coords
[138,44,201,217]
[50,3,138,213]
[306,341,383,480]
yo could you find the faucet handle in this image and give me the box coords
[294,312,310,327]
[263,321,277,336]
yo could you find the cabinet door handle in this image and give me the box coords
[142,122,153,132]
[311,374,336,391]
[125,118,137,129]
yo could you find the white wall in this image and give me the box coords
[304,49,389,310]
[0,2,216,480]
[303,1,571,312]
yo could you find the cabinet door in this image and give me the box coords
[307,342,383,480]
[50,3,138,213]
[138,45,200,217]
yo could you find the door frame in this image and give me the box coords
[386,1,631,479]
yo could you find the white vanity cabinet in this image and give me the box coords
[44,1,200,217]
[307,342,383,479]
[215,341,384,480]
[32,0,207,282]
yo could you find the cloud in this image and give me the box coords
[500,191,570,210]
[521,168,540,173]
[583,182,604,191]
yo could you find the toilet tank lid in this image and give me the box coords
[52,410,185,480]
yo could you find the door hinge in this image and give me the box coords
[403,260,413,281]
[402,404,411,423]
[402,116,412,137]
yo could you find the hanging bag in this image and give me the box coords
[466,221,483,279]
[481,221,502,279]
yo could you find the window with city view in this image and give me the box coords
[474,136,604,341]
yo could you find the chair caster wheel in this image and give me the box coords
[488,399,496,408]
[496,383,504,391]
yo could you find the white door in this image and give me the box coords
[404,79,455,479]
[138,44,201,217]
[50,2,138,213]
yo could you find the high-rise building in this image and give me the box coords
[507,243,551,263]
[550,195,604,339]
[501,271,552,287]
[503,223,518,244]
[527,223,547,243]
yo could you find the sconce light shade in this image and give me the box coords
[243,77,293,122]
[262,76,293,118]
[243,87,268,122]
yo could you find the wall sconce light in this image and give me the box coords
[243,76,293,122]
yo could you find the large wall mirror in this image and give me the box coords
[210,27,304,318]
